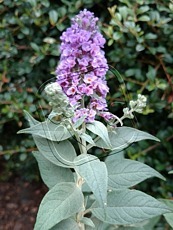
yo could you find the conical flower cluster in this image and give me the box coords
[56,9,115,122]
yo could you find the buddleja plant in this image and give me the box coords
[18,9,171,230]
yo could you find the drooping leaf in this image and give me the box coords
[86,121,112,148]
[17,120,73,141]
[33,151,74,189]
[91,189,171,225]
[50,218,80,230]
[34,137,76,168]
[34,182,84,230]
[95,126,160,151]
[106,159,165,190]
[74,154,108,207]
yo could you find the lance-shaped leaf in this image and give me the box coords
[17,120,73,141]
[86,121,112,148]
[50,218,80,230]
[34,137,76,168]
[91,189,171,225]
[85,217,112,230]
[110,216,160,230]
[80,133,95,145]
[86,216,160,230]
[95,126,160,151]
[74,154,108,207]
[34,182,84,230]
[33,151,74,189]
[23,110,40,126]
[74,116,86,129]
[106,159,165,190]
[81,217,95,228]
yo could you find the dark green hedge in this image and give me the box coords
[0,0,173,201]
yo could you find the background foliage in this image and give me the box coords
[0,0,172,213]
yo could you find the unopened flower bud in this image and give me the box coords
[44,82,74,121]
[123,108,134,119]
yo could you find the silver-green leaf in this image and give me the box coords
[80,133,95,145]
[18,120,73,141]
[34,182,84,230]
[34,137,76,168]
[33,151,74,189]
[161,199,173,228]
[91,189,171,225]
[86,121,112,148]
[50,218,80,230]
[74,154,108,207]
[106,159,165,190]
[95,126,160,151]
[23,110,40,127]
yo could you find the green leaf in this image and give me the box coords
[137,6,149,15]
[33,151,74,189]
[74,154,108,207]
[145,33,157,40]
[118,6,128,19]
[49,10,58,26]
[95,126,160,151]
[34,182,84,230]
[28,0,37,7]
[34,137,76,168]
[125,68,136,77]
[138,15,150,21]
[146,66,157,81]
[91,189,171,225]
[106,159,165,190]
[136,44,145,52]
[86,121,111,148]
[113,32,122,40]
[30,42,40,52]
[17,120,73,141]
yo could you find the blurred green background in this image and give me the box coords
[0,0,173,218]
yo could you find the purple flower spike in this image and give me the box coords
[56,9,114,122]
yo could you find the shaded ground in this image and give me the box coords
[0,178,47,230]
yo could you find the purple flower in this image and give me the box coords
[56,9,114,122]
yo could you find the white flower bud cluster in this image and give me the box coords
[123,94,147,119]
[44,82,74,120]
[123,107,134,119]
